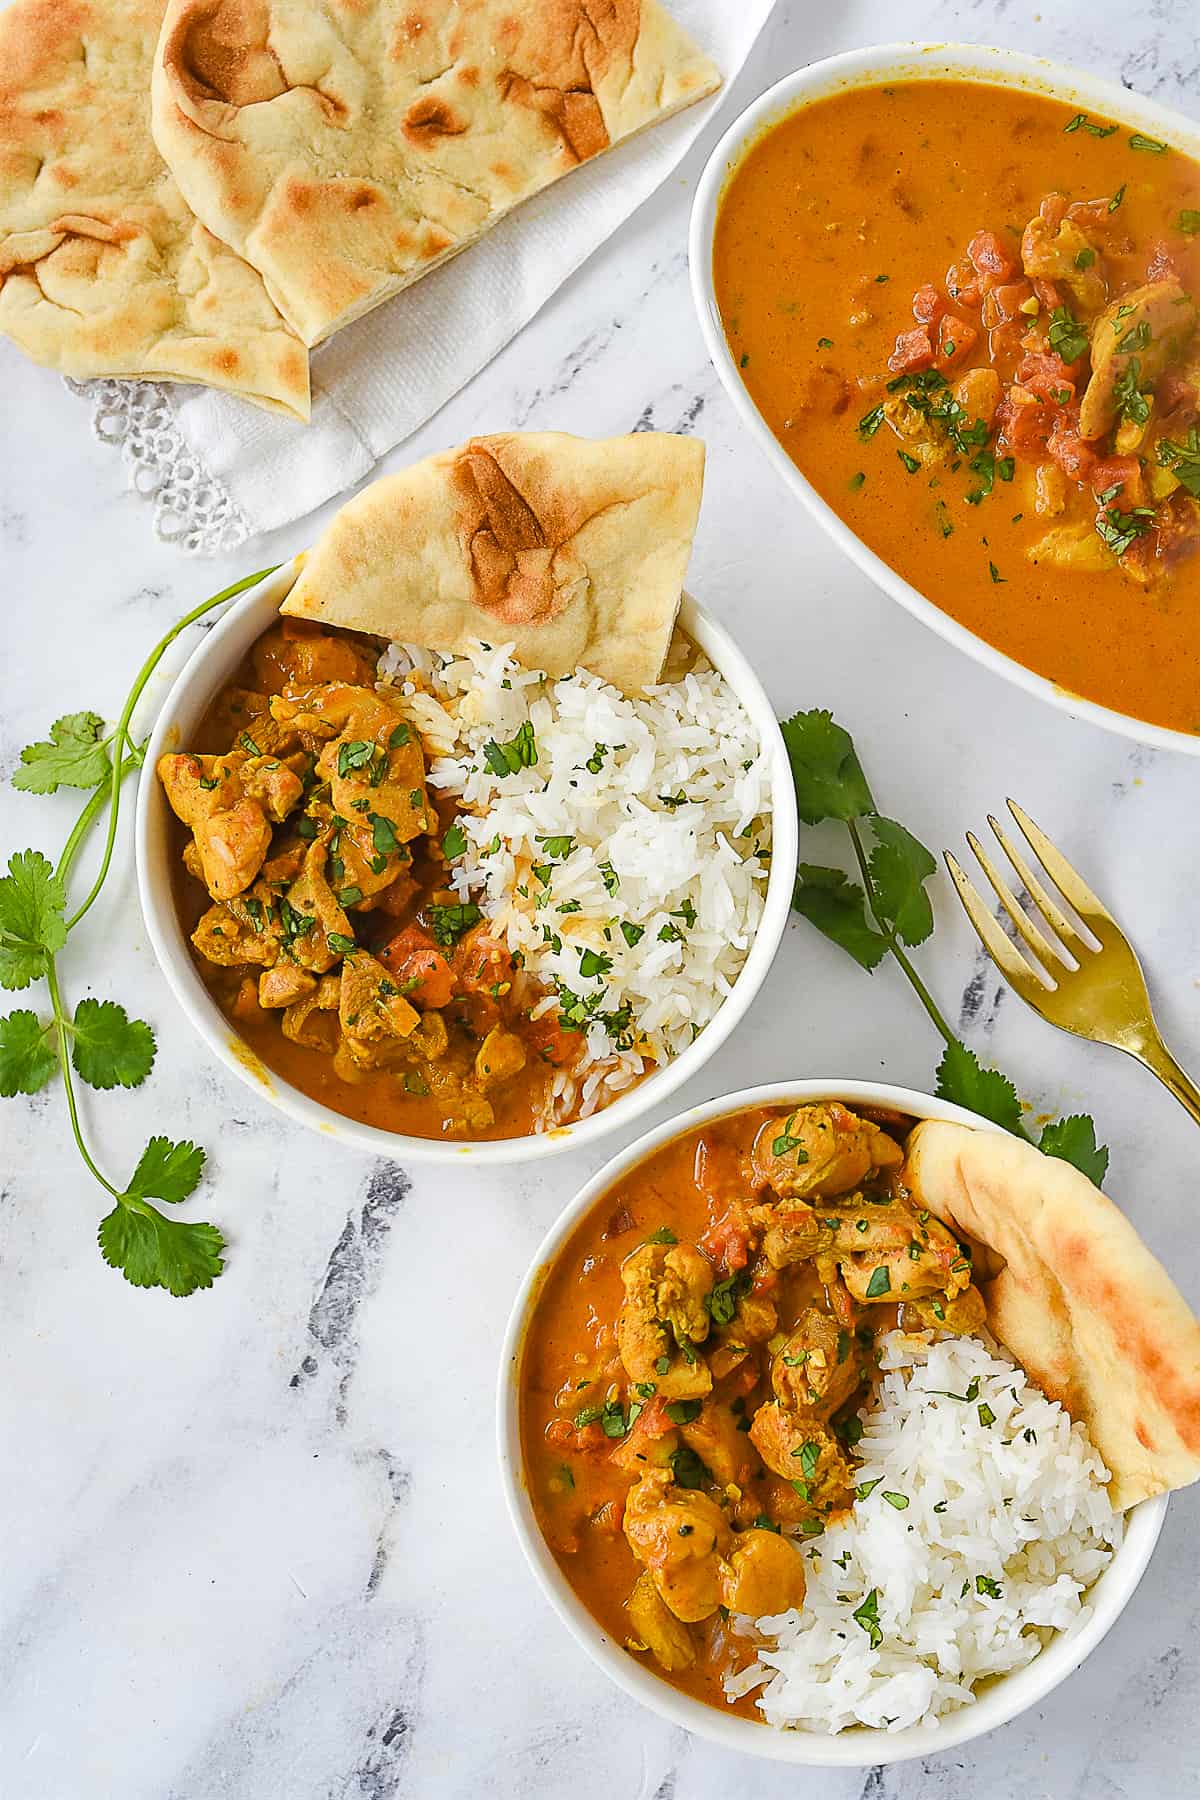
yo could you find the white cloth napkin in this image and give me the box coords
[158,0,775,541]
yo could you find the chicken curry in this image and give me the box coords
[160,618,581,1140]
[713,80,1200,735]
[519,1100,985,1716]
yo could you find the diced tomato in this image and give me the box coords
[911,283,945,324]
[1032,277,1065,313]
[945,257,982,308]
[1036,193,1069,233]
[996,393,1058,460]
[453,925,516,996]
[700,1206,753,1272]
[887,324,935,375]
[1015,352,1077,402]
[1147,239,1180,282]
[982,280,1035,328]
[608,1395,676,1472]
[545,1416,608,1460]
[377,925,456,1008]
[967,229,1017,283]
[1158,370,1199,419]
[1154,491,1200,571]
[1089,456,1147,506]
[934,314,977,369]
[1045,419,1098,483]
[525,1011,582,1069]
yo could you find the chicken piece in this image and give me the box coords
[157,751,245,826]
[719,1529,807,1617]
[842,1211,970,1306]
[193,799,272,901]
[679,1399,759,1489]
[273,684,429,844]
[258,964,317,1010]
[819,1195,917,1256]
[281,974,341,1050]
[907,1283,988,1336]
[338,950,421,1068]
[751,1104,904,1200]
[251,622,376,694]
[622,1468,731,1622]
[628,1571,697,1671]
[771,1307,864,1420]
[191,902,279,969]
[759,1197,825,1270]
[1079,281,1197,440]
[1026,520,1117,573]
[748,1410,855,1516]
[1021,197,1108,313]
[283,840,354,973]
[405,1010,449,1065]
[238,755,304,823]
[1034,462,1069,517]
[726,1287,778,1346]
[953,366,1002,430]
[882,393,946,468]
[617,1244,713,1402]
[474,1027,526,1092]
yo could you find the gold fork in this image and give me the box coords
[944,798,1200,1126]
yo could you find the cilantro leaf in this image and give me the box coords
[12,712,110,794]
[125,1136,206,1204]
[793,865,888,971]
[868,817,936,946]
[0,850,67,991]
[935,1040,1024,1132]
[0,1009,57,1096]
[1039,1114,1109,1185]
[98,1204,225,1295]
[780,710,875,825]
[70,999,156,1090]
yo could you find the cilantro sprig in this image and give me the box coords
[781,710,1108,1183]
[1,566,278,1294]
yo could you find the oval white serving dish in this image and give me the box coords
[135,560,797,1165]
[498,1078,1167,1764]
[689,42,1200,758]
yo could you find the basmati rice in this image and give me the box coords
[377,637,771,1124]
[726,1330,1119,1734]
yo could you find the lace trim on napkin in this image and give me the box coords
[65,377,251,555]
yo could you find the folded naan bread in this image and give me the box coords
[151,0,720,346]
[0,0,309,417]
[281,431,705,693]
[905,1119,1200,1509]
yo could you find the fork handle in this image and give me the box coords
[1135,1036,1200,1128]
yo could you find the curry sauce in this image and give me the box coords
[713,81,1200,734]
[518,1101,984,1718]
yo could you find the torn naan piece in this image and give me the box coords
[0,0,309,417]
[905,1120,1200,1509]
[281,431,705,693]
[151,0,720,346]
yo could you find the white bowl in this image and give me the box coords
[498,1079,1167,1764]
[135,559,797,1166]
[689,42,1200,758]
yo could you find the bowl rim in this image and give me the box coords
[496,1076,1168,1766]
[134,558,798,1165]
[688,40,1200,759]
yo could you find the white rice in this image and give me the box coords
[377,638,771,1123]
[726,1330,1119,1734]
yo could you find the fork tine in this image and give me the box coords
[1006,800,1114,936]
[944,852,1055,996]
[964,831,1061,982]
[984,814,1083,965]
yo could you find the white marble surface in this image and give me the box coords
[3,1,1200,1795]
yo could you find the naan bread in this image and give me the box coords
[0,0,309,417]
[905,1120,1200,1509]
[281,431,704,693]
[151,0,719,346]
